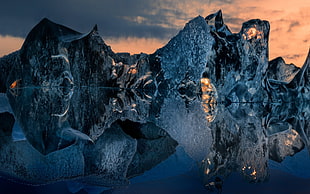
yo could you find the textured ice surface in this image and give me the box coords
[158,16,215,85]
[157,95,212,161]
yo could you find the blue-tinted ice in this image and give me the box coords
[0,10,310,193]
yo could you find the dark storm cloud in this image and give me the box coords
[287,21,300,32]
[0,0,180,39]
[208,0,235,4]
[283,54,301,60]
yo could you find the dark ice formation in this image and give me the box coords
[0,9,309,191]
[0,11,308,103]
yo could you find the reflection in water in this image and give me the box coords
[200,98,308,192]
[201,78,218,122]
[2,84,207,188]
[201,102,270,185]
[1,79,310,192]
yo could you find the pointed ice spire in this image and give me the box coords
[288,48,310,88]
[215,10,224,30]
[93,24,98,32]
[205,10,232,36]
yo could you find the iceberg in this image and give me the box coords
[0,9,309,192]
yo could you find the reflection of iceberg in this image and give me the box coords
[157,96,212,161]
[269,148,310,178]
[7,87,79,155]
[201,103,269,184]
[268,129,304,162]
[6,82,162,154]
[0,114,177,187]
[200,78,218,122]
[201,102,307,186]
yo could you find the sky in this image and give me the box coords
[0,0,309,67]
